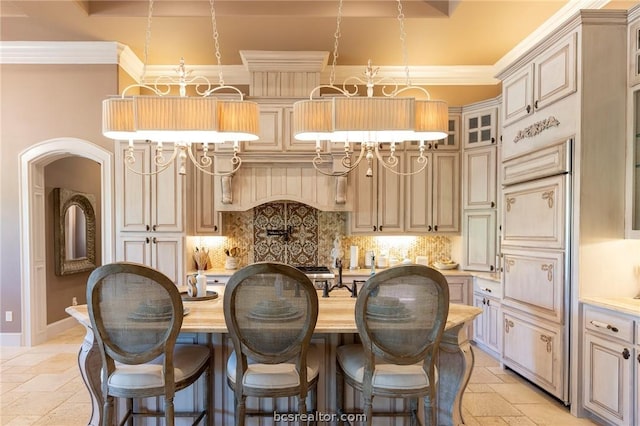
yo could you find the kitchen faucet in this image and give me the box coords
[322,259,358,298]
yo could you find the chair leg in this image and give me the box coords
[409,398,420,426]
[103,395,114,426]
[126,398,133,426]
[423,390,435,426]
[336,366,345,424]
[165,396,175,426]
[363,392,373,426]
[235,394,246,426]
[206,363,213,426]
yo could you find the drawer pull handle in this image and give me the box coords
[589,320,619,333]
[504,319,514,333]
[481,287,492,293]
[540,334,552,353]
[622,348,630,360]
[637,353,639,364]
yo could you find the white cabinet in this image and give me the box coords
[502,308,565,398]
[462,210,496,272]
[116,142,184,233]
[116,234,184,284]
[501,32,577,126]
[583,304,636,426]
[188,149,222,235]
[405,151,460,233]
[473,292,501,356]
[349,149,404,234]
[629,9,640,86]
[463,146,497,210]
[462,105,498,149]
[627,86,640,238]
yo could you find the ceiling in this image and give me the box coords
[1,0,637,104]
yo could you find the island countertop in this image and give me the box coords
[66,293,482,334]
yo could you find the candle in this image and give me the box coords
[350,246,359,269]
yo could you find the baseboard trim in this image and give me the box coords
[0,332,23,346]
[47,316,79,340]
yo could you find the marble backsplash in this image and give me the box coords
[188,202,455,270]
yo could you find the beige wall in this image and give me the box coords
[0,63,117,334]
[44,157,102,324]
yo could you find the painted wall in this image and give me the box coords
[44,157,102,324]
[0,63,118,334]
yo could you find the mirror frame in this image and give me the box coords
[53,187,97,275]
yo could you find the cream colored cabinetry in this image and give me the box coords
[462,103,498,149]
[116,234,184,284]
[116,142,184,233]
[583,304,636,426]
[188,148,222,235]
[115,141,186,284]
[349,150,404,234]
[628,7,640,238]
[629,7,640,86]
[501,32,576,126]
[405,150,460,234]
[473,292,501,357]
[462,100,499,272]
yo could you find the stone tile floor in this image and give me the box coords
[0,325,600,425]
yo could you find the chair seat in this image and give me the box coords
[227,345,320,390]
[108,344,210,392]
[337,344,438,391]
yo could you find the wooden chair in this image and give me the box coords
[223,262,320,426]
[86,262,212,426]
[336,265,450,426]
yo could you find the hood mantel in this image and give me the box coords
[214,157,349,212]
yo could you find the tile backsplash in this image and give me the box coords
[189,202,456,270]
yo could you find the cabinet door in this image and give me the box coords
[583,333,633,425]
[484,297,501,355]
[151,236,183,284]
[117,143,152,232]
[117,234,151,265]
[502,248,564,323]
[502,309,564,399]
[463,210,496,272]
[349,159,378,234]
[463,146,497,209]
[463,108,497,149]
[446,276,471,305]
[502,64,534,126]
[376,152,404,233]
[630,19,640,86]
[533,32,577,112]
[434,114,461,150]
[473,293,487,344]
[151,146,184,232]
[405,151,433,233]
[190,149,222,235]
[432,152,460,233]
[502,174,566,249]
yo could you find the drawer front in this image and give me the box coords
[584,305,634,343]
[501,139,571,186]
[502,249,564,323]
[502,308,565,399]
[502,174,566,249]
[474,276,503,299]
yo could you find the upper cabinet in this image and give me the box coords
[187,148,222,235]
[629,8,640,86]
[502,32,577,127]
[115,142,184,233]
[462,105,498,149]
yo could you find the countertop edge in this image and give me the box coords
[580,296,640,318]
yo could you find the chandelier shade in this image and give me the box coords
[291,99,334,141]
[414,99,449,141]
[101,96,260,144]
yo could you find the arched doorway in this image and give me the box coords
[19,138,113,346]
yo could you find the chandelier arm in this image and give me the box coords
[204,84,245,100]
[373,145,428,176]
[123,144,179,176]
[121,84,163,97]
[311,144,366,177]
[186,144,241,177]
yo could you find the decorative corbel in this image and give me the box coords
[221,175,233,204]
[335,176,347,205]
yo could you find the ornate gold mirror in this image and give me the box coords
[53,187,97,275]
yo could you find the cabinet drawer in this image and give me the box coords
[502,249,564,323]
[474,276,502,299]
[584,305,634,343]
[502,174,567,249]
[502,308,565,400]
[501,139,571,186]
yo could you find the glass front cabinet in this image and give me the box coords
[629,90,640,238]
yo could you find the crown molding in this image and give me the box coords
[327,65,499,86]
[0,41,120,64]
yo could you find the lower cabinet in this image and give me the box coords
[502,307,565,399]
[116,234,184,284]
[473,292,501,357]
[582,304,636,426]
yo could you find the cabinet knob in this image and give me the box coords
[373,226,377,232]
[489,265,495,271]
[490,201,496,208]
[622,348,630,360]
[637,353,639,364]
[428,225,432,232]
[526,105,531,113]
[146,225,150,231]
[482,298,486,305]
[491,137,496,144]
[379,225,383,232]
[486,299,490,306]
[152,237,157,244]
[434,225,438,232]
[152,224,157,231]
[534,100,539,109]
[213,225,218,232]
[145,237,150,244]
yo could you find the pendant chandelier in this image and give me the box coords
[101,0,259,176]
[292,0,448,177]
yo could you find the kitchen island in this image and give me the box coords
[66,293,481,426]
